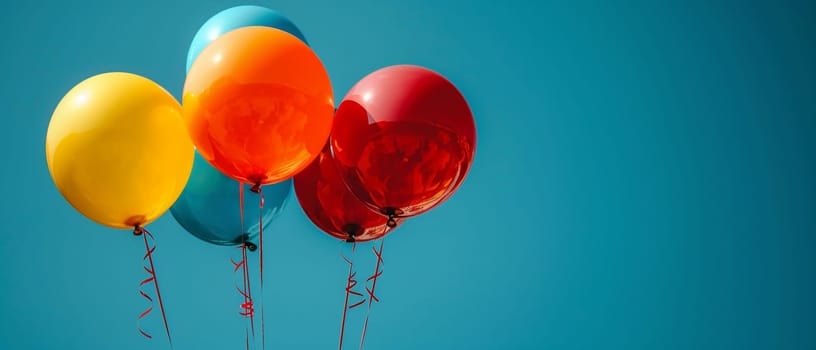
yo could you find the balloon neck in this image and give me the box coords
[249,179,262,194]
[237,233,257,251]
[133,225,144,236]
[126,215,146,229]
[383,208,400,228]
[343,224,362,243]
[387,217,398,228]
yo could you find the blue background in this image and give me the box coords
[2,0,815,349]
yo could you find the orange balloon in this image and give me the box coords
[183,26,334,185]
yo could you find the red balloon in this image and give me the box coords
[294,143,390,242]
[331,65,476,219]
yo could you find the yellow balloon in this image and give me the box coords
[45,72,194,229]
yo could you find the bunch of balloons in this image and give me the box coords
[45,5,476,349]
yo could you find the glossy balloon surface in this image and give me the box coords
[331,65,476,217]
[183,26,334,185]
[46,72,194,229]
[186,5,307,73]
[295,144,390,242]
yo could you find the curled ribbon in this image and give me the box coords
[134,226,173,348]
[255,185,267,350]
[359,234,387,350]
[339,242,365,350]
[231,247,255,320]
[231,244,255,350]
[236,182,257,350]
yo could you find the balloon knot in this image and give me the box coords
[383,208,400,228]
[133,225,144,236]
[250,182,261,194]
[245,242,258,252]
[343,223,361,242]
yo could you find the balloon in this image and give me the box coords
[183,26,334,186]
[294,143,390,242]
[186,5,307,73]
[331,65,476,219]
[46,72,194,229]
[171,152,292,246]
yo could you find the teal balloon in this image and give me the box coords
[171,153,292,246]
[186,5,308,73]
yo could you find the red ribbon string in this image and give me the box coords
[231,243,256,350]
[231,246,255,320]
[258,186,266,350]
[236,182,255,350]
[240,183,245,234]
[243,244,257,338]
[137,270,154,339]
[339,243,365,350]
[135,226,173,348]
[359,234,387,350]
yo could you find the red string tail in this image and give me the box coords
[235,184,255,350]
[240,182,245,234]
[258,186,266,350]
[232,244,255,348]
[137,269,154,339]
[339,242,365,350]
[135,226,173,348]
[359,231,388,350]
[243,243,256,338]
